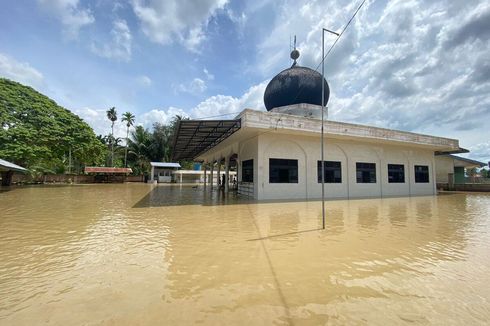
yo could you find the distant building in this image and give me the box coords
[150,162,181,183]
[435,154,487,185]
[0,159,27,186]
[172,48,476,200]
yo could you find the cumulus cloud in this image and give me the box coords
[131,0,227,51]
[0,53,44,88]
[191,80,267,118]
[138,107,190,129]
[173,78,208,94]
[37,0,94,39]
[91,19,132,61]
[72,107,127,139]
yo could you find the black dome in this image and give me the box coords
[264,65,330,111]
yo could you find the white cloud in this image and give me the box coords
[138,107,190,129]
[72,107,123,138]
[191,80,267,118]
[466,142,490,163]
[136,75,152,87]
[203,68,214,80]
[131,0,227,51]
[173,78,207,94]
[0,53,44,88]
[37,0,94,39]
[91,19,132,61]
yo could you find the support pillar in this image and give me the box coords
[225,156,230,193]
[1,171,14,186]
[210,162,214,190]
[180,172,183,184]
[150,166,155,183]
[203,163,207,188]
[217,159,221,189]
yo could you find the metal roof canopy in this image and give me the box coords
[0,158,28,173]
[172,119,241,161]
[150,162,181,168]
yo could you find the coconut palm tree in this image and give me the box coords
[121,112,135,168]
[106,107,117,166]
[127,126,152,175]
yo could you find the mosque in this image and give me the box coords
[172,48,474,200]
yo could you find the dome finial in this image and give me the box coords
[290,35,300,66]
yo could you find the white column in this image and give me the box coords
[210,162,214,190]
[203,163,207,187]
[217,158,221,189]
[225,156,230,192]
[180,172,183,184]
[151,166,154,183]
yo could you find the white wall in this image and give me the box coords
[238,137,259,198]
[249,133,436,200]
[435,156,454,183]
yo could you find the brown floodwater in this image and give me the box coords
[1,184,489,325]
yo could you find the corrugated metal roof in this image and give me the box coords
[172,119,241,161]
[0,159,28,173]
[447,155,487,167]
[150,162,181,168]
[84,167,132,174]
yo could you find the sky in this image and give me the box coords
[0,0,489,164]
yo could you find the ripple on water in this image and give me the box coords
[0,185,489,325]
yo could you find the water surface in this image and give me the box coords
[1,184,489,325]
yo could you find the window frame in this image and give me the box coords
[414,165,429,183]
[387,164,405,183]
[241,159,254,183]
[269,158,299,183]
[356,162,377,183]
[317,160,342,183]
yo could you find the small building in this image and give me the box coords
[150,162,181,183]
[435,154,487,185]
[172,48,473,200]
[84,167,132,183]
[0,159,27,186]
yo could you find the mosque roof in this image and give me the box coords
[263,48,329,111]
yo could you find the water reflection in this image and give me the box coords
[0,185,489,325]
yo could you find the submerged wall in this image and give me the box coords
[254,133,436,200]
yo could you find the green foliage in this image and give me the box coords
[0,78,106,171]
[127,125,152,175]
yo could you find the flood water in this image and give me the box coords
[1,184,489,325]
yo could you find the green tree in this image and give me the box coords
[121,112,135,167]
[0,78,105,171]
[127,125,152,175]
[106,106,117,166]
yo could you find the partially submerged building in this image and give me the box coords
[435,154,487,186]
[172,49,474,200]
[150,162,181,183]
[0,159,27,186]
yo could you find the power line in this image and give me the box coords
[316,0,367,72]
[183,1,367,123]
[291,0,367,104]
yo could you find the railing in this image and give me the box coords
[238,182,254,197]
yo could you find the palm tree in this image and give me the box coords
[106,107,117,166]
[121,112,135,168]
[127,126,152,175]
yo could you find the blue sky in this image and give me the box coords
[1,0,489,163]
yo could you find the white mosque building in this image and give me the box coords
[172,49,472,200]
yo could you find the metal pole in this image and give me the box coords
[321,29,326,229]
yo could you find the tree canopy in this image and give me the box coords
[0,78,105,172]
